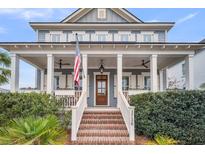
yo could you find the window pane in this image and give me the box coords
[51,34,60,42]
[121,34,128,42]
[122,76,129,90]
[143,34,152,42]
[144,76,151,89]
[98,34,106,41]
[38,32,46,42]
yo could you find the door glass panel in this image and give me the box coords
[101,81,106,88]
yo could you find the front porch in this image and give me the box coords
[10,53,194,107]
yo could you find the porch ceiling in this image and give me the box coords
[20,54,185,70]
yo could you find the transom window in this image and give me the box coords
[143,34,153,42]
[51,34,60,42]
[121,34,129,42]
[97,9,106,19]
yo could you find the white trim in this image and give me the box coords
[93,72,110,107]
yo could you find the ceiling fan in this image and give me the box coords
[133,60,150,68]
[55,59,70,69]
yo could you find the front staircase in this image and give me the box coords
[72,108,134,145]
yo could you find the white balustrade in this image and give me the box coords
[71,91,87,141]
[118,91,135,141]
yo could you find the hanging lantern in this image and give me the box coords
[99,59,105,74]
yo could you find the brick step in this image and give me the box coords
[82,115,123,119]
[73,137,132,145]
[84,111,121,115]
[81,118,124,124]
[77,129,129,137]
[79,124,127,130]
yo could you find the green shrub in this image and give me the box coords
[130,90,205,145]
[154,134,178,145]
[0,92,71,129]
[0,115,66,145]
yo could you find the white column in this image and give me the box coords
[185,55,194,90]
[82,54,87,92]
[82,54,87,107]
[117,54,122,107]
[35,69,41,90]
[40,69,44,91]
[159,70,163,91]
[10,53,19,92]
[47,54,54,94]
[165,67,169,89]
[150,54,158,92]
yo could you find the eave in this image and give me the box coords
[29,22,174,31]
[0,42,204,52]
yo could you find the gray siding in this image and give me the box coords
[77,9,127,23]
[155,31,166,42]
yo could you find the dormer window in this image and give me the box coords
[97,9,106,19]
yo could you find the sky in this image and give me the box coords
[0,8,205,89]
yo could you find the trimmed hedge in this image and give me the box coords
[130,90,205,145]
[0,92,71,129]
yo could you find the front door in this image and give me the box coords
[96,75,108,105]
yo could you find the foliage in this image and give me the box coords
[0,92,71,129]
[0,115,66,145]
[130,91,205,144]
[154,134,178,145]
[199,83,205,89]
[0,52,11,85]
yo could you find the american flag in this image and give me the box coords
[74,33,81,86]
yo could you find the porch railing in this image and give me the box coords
[71,91,87,141]
[118,91,135,141]
[55,90,82,108]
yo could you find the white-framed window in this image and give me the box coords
[38,31,47,42]
[144,76,151,90]
[143,34,153,42]
[121,34,129,42]
[97,34,106,41]
[51,34,60,42]
[97,9,106,19]
[122,76,129,90]
[77,34,83,41]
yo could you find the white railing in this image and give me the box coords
[118,91,135,141]
[55,90,82,108]
[71,91,87,141]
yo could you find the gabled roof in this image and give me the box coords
[61,8,143,23]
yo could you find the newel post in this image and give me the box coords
[129,106,135,141]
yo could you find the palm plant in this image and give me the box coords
[0,52,11,85]
[0,115,66,145]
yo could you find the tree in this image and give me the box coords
[0,52,11,86]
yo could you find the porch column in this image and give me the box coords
[10,53,20,92]
[150,54,158,92]
[47,54,54,94]
[117,54,122,107]
[185,55,194,90]
[82,54,87,92]
[40,69,44,91]
[159,70,163,91]
[35,69,41,90]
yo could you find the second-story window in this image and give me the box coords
[77,34,83,41]
[143,34,153,42]
[121,34,129,42]
[38,30,48,42]
[97,34,106,41]
[51,34,60,42]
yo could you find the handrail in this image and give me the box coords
[71,91,87,141]
[118,91,135,141]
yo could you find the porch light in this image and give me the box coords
[99,59,105,74]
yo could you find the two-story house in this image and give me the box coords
[0,8,205,144]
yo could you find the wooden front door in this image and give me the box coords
[96,75,108,105]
